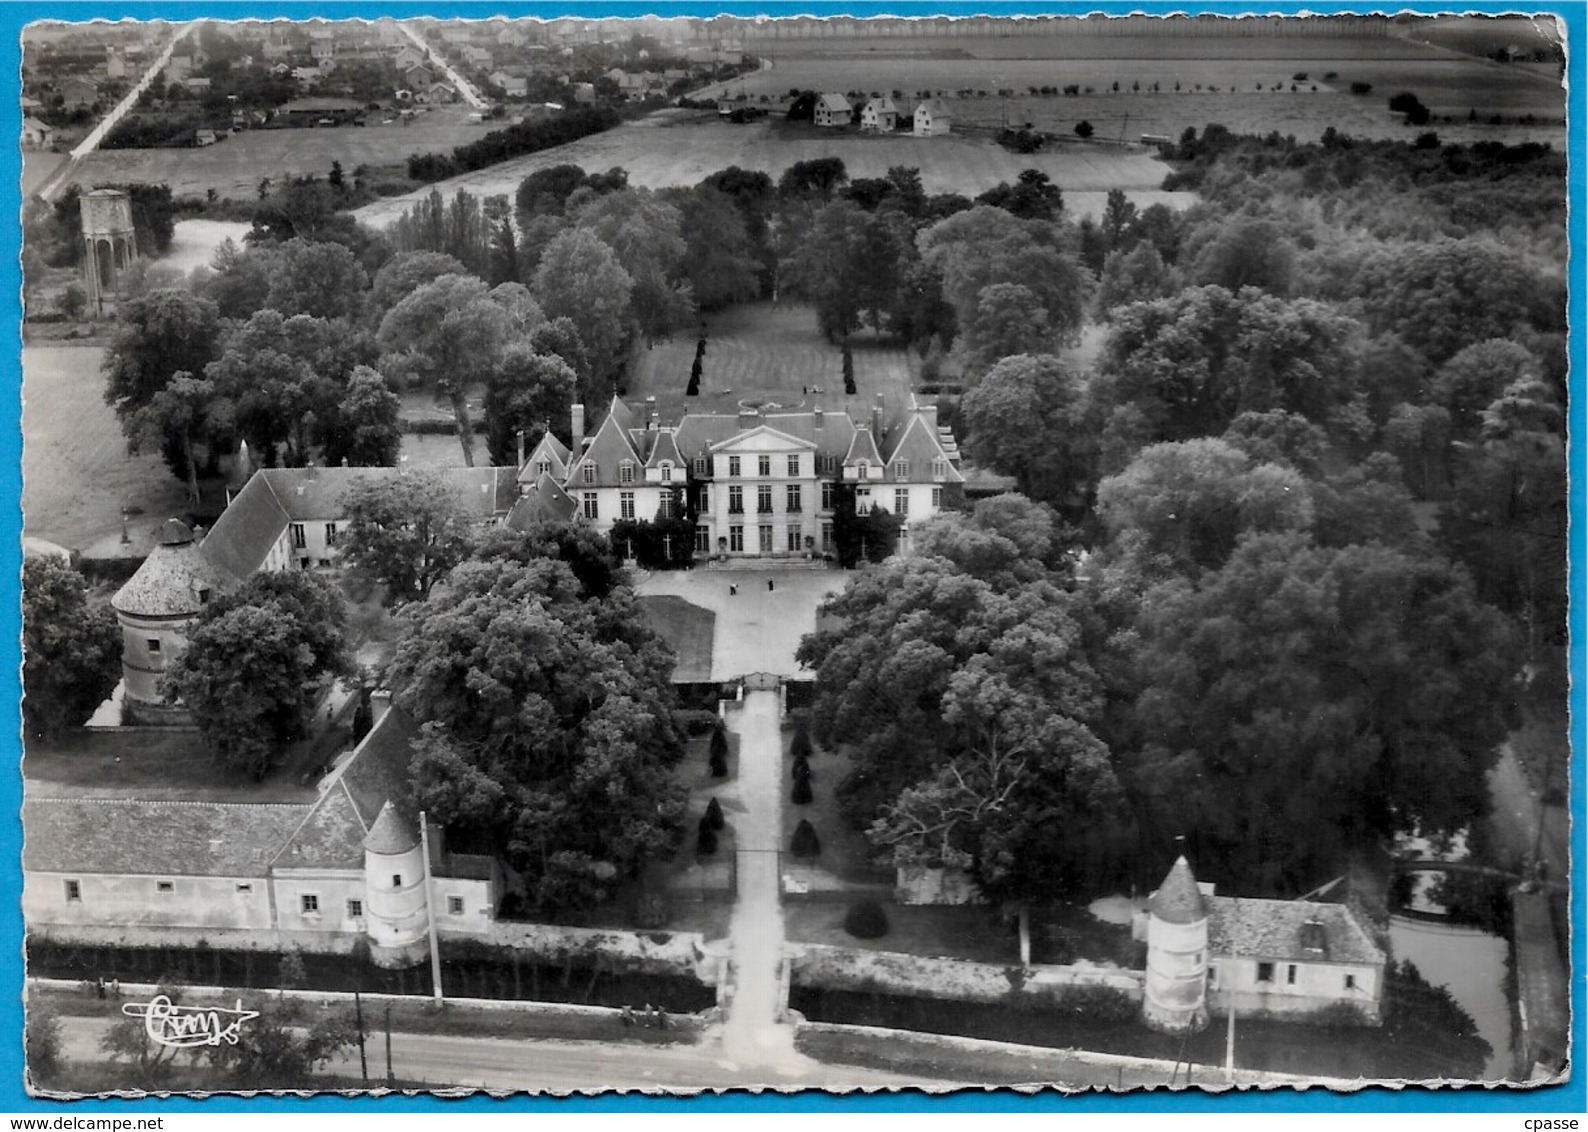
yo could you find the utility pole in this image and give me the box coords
[420,811,443,1004]
[1224,1005,1235,1083]
[355,990,368,1082]
[384,1003,394,1084]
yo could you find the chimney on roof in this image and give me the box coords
[738,407,758,430]
[871,392,885,440]
[341,456,349,468]
[572,404,586,452]
[813,406,823,429]
[517,429,527,468]
[370,688,392,725]
[645,396,658,431]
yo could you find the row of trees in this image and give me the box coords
[801,130,1561,902]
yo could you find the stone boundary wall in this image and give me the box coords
[31,922,714,983]
[791,942,1144,1006]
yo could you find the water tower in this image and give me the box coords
[80,188,138,317]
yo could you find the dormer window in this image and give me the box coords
[620,461,635,484]
[694,457,708,477]
[582,463,596,484]
[660,462,672,483]
[894,460,909,480]
[537,460,551,476]
[857,461,869,479]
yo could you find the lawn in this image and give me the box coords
[355,111,1190,228]
[626,300,917,426]
[779,717,893,890]
[22,343,195,554]
[23,727,318,804]
[637,595,715,683]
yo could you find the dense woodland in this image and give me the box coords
[29,120,1566,910]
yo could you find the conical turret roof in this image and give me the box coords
[1149,856,1206,924]
[362,799,418,855]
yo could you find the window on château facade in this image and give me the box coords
[729,485,743,514]
[729,456,741,477]
[758,455,771,477]
[787,485,802,512]
[757,485,773,513]
[620,492,635,520]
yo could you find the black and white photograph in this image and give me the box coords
[15,7,1574,1101]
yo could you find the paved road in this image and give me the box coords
[720,691,798,1073]
[49,1015,953,1092]
[396,22,488,111]
[39,25,194,202]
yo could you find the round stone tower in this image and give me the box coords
[362,801,431,969]
[80,187,138,317]
[110,519,225,725]
[1142,855,1210,1034]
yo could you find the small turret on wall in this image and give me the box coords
[362,800,431,969]
[1142,855,1210,1034]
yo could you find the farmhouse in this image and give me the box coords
[21,116,54,148]
[59,75,99,109]
[1139,857,1386,1030]
[490,70,528,97]
[913,98,951,136]
[860,97,898,132]
[23,698,503,967]
[814,92,851,128]
[558,393,964,559]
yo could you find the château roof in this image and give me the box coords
[1149,856,1206,924]
[566,407,643,487]
[842,425,884,468]
[506,473,577,529]
[644,428,684,469]
[518,431,572,486]
[883,411,966,483]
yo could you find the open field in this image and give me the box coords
[355,112,1189,227]
[21,343,193,553]
[732,31,1565,145]
[29,104,501,202]
[627,301,918,426]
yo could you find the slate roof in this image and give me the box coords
[567,407,642,488]
[883,411,966,483]
[605,393,638,434]
[274,706,420,870]
[23,798,309,877]
[673,411,858,466]
[842,426,884,468]
[1149,856,1206,924]
[518,431,571,486]
[506,473,577,529]
[1208,896,1384,968]
[644,428,684,469]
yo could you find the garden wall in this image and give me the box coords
[791,942,1144,1007]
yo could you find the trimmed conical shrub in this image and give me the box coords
[790,819,821,858]
[792,756,812,783]
[706,796,725,830]
[843,900,889,939]
[697,821,718,856]
[709,725,729,777]
[790,723,813,762]
[792,776,813,805]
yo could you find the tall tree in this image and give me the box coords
[339,471,477,603]
[22,557,122,741]
[571,189,694,343]
[960,354,1092,509]
[319,366,402,467]
[390,549,686,911]
[164,571,351,779]
[129,373,217,506]
[531,228,634,403]
[377,273,520,465]
[483,346,577,466]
